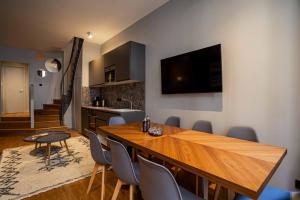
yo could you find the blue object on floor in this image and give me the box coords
[235,186,291,200]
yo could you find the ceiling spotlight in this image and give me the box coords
[87,32,94,39]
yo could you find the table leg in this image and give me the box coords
[131,148,135,161]
[59,141,63,147]
[64,140,71,155]
[227,189,235,200]
[203,178,208,200]
[196,175,199,196]
[214,184,221,200]
[47,143,51,165]
[35,142,38,149]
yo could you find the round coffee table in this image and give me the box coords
[24,131,71,165]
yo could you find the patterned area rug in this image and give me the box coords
[0,136,94,200]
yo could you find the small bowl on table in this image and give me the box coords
[148,127,163,136]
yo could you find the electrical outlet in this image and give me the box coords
[295,179,300,189]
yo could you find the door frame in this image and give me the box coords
[0,61,29,114]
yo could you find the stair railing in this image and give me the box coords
[60,37,84,125]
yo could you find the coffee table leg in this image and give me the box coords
[47,143,51,165]
[35,142,38,149]
[64,140,71,155]
[59,141,63,147]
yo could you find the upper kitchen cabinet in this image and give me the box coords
[89,56,104,86]
[103,41,145,82]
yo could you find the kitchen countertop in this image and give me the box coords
[82,105,143,113]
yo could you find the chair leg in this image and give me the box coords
[101,166,105,200]
[87,163,100,194]
[129,185,135,200]
[214,184,221,200]
[111,179,123,200]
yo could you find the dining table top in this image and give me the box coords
[97,122,287,199]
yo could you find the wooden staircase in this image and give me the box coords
[0,99,66,134]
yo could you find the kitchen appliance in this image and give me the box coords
[92,96,102,107]
[161,44,222,94]
[104,65,116,83]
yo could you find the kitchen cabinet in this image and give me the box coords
[81,107,89,132]
[103,41,145,82]
[89,56,104,86]
[81,106,145,134]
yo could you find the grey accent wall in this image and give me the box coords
[0,45,63,109]
[100,0,300,190]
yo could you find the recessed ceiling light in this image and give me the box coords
[87,32,94,39]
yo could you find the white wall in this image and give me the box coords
[100,0,300,190]
[82,42,101,87]
[0,46,63,109]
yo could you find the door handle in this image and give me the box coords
[19,89,24,93]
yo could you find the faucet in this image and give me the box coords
[117,97,133,109]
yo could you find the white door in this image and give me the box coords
[1,62,29,113]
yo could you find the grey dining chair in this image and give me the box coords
[192,120,213,133]
[226,126,258,199]
[226,126,289,200]
[108,116,133,155]
[191,120,213,197]
[85,129,111,200]
[138,155,202,200]
[165,116,180,127]
[227,126,258,142]
[107,138,140,200]
[108,116,126,125]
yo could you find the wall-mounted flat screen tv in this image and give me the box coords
[161,44,222,94]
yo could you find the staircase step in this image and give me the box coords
[43,104,61,110]
[0,121,31,129]
[34,121,61,128]
[35,109,60,115]
[34,115,60,121]
[1,117,31,121]
[53,99,62,104]
[0,126,67,134]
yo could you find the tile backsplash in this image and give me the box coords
[82,82,145,110]
[81,86,100,105]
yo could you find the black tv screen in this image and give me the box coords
[161,44,222,94]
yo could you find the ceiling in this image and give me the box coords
[0,0,168,51]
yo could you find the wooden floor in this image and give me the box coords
[0,129,227,200]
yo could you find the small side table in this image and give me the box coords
[24,131,71,165]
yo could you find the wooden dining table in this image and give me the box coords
[97,122,287,200]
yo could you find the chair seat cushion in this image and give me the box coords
[235,186,290,200]
[179,186,203,200]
